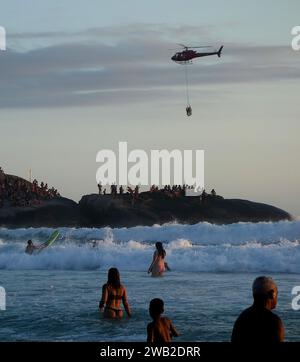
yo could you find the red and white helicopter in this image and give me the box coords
[171,44,223,63]
[171,44,224,116]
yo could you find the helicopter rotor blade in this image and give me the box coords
[177,43,215,50]
[178,43,188,49]
[189,46,214,48]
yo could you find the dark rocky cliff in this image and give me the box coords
[78,192,292,227]
[0,173,292,227]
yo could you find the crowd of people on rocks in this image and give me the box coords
[150,184,190,197]
[0,167,60,208]
[97,181,218,201]
[97,183,140,198]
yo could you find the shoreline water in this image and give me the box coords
[0,271,299,341]
[1,220,299,341]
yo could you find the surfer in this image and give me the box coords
[25,240,45,255]
[147,298,179,343]
[231,276,285,342]
[148,242,169,277]
[99,268,132,319]
[25,231,59,255]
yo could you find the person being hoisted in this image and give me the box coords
[186,104,192,117]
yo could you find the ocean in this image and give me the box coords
[0,220,300,341]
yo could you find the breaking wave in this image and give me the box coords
[0,220,300,272]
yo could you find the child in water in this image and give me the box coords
[147,298,179,343]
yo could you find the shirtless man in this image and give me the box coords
[25,240,44,255]
[231,276,285,342]
[147,298,179,343]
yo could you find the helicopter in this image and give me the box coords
[171,44,224,117]
[171,44,223,63]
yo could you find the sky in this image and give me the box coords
[0,0,300,216]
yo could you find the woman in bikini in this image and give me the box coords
[148,242,170,277]
[99,267,132,319]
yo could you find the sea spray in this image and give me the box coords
[0,221,300,272]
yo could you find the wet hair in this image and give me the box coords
[107,267,121,288]
[252,276,277,303]
[155,242,166,259]
[27,240,33,245]
[149,298,164,319]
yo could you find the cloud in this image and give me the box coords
[0,24,299,109]
[8,23,211,41]
[8,31,69,39]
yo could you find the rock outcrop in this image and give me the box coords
[78,192,292,227]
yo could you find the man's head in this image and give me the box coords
[252,276,278,309]
[149,298,164,319]
[27,240,33,246]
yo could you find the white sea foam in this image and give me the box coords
[0,221,299,272]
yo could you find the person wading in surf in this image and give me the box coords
[231,276,285,342]
[148,242,170,277]
[99,267,132,319]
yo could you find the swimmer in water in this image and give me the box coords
[99,267,132,319]
[148,242,169,277]
[147,298,179,343]
[25,240,45,255]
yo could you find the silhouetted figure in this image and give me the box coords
[110,184,118,197]
[98,182,102,195]
[211,189,216,197]
[147,298,179,343]
[134,185,139,198]
[127,186,135,205]
[119,185,124,195]
[0,168,4,208]
[0,167,4,180]
[200,189,207,203]
[186,105,192,117]
[231,276,285,343]
[148,242,168,277]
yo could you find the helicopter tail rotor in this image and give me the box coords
[217,45,224,57]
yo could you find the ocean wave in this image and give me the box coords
[0,221,300,272]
